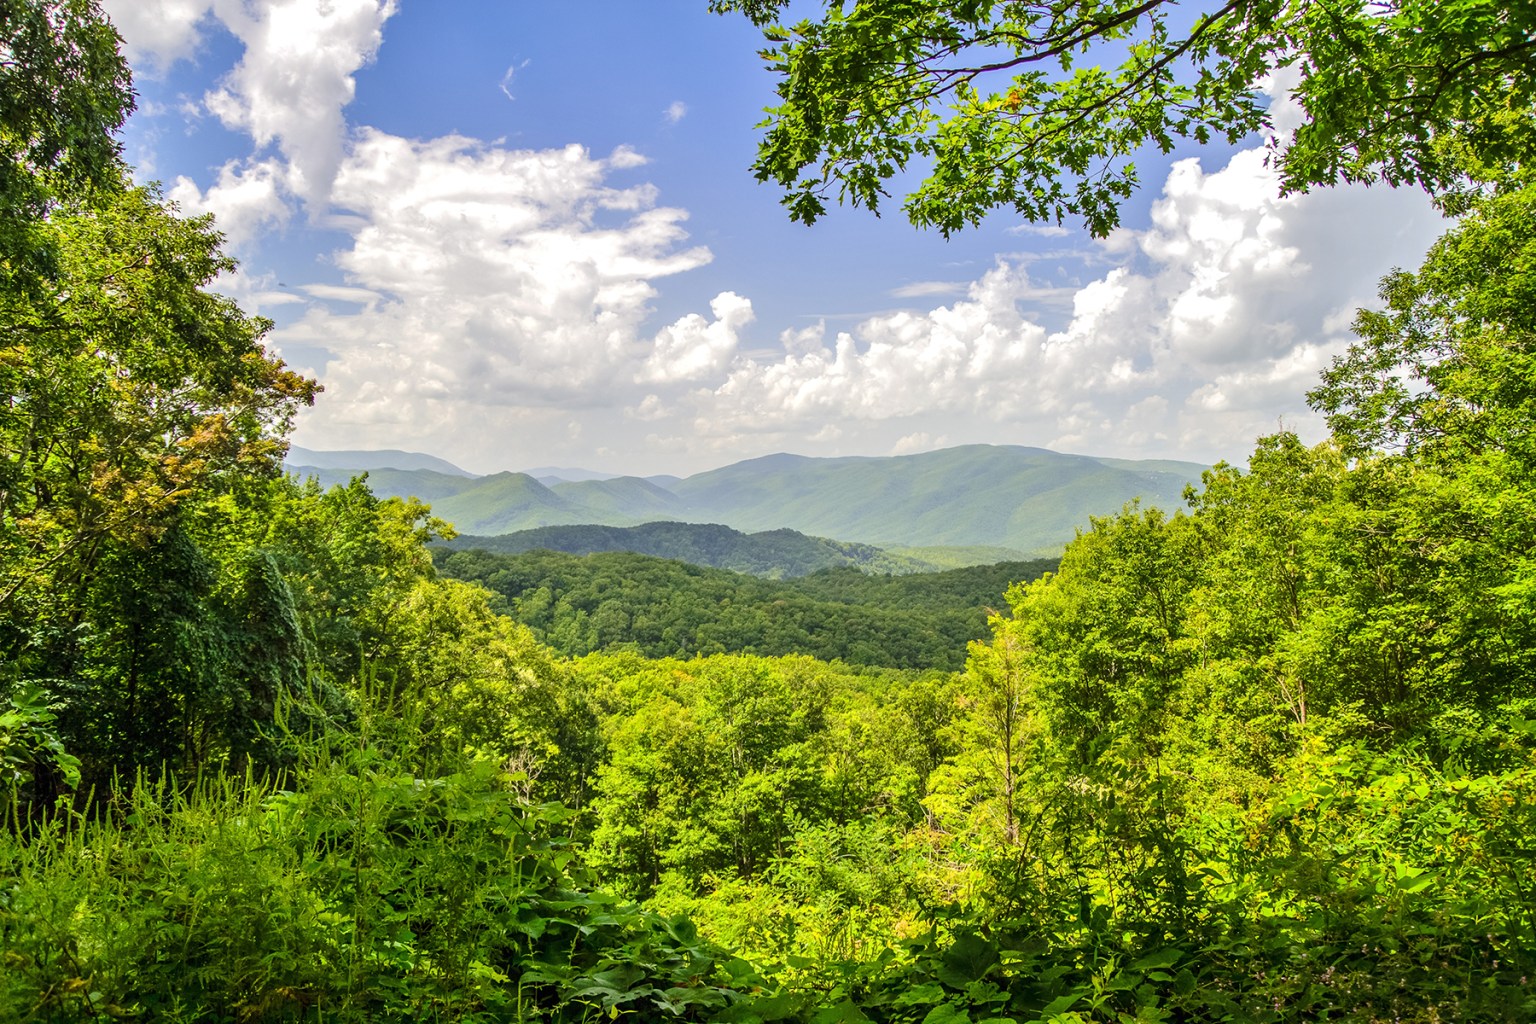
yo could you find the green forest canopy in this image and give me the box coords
[436,546,1057,669]
[4,2,1536,1021]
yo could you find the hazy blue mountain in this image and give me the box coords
[287,466,484,502]
[424,473,595,535]
[288,444,1207,557]
[667,445,1204,554]
[547,477,689,520]
[521,466,619,484]
[445,521,938,577]
[286,446,475,477]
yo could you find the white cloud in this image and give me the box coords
[698,262,1049,433]
[780,323,827,356]
[631,394,669,422]
[101,0,215,70]
[643,292,753,383]
[1007,222,1071,238]
[120,1,1448,475]
[281,131,715,449]
[203,0,398,205]
[892,432,947,455]
[167,157,292,251]
[891,280,967,299]
[301,284,385,305]
[1261,64,1309,144]
[667,145,1441,463]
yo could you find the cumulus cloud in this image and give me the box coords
[643,292,753,383]
[1261,64,1309,143]
[117,0,1448,473]
[167,157,291,251]
[892,431,947,455]
[672,145,1441,461]
[101,0,215,70]
[108,0,396,206]
[203,0,397,205]
[276,131,714,446]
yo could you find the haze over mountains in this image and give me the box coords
[442,522,939,578]
[286,447,475,477]
[285,444,1208,556]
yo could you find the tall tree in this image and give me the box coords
[0,1,324,793]
[1,0,134,289]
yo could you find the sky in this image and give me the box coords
[101,0,1447,477]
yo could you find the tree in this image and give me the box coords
[713,0,1536,235]
[1307,179,1536,721]
[0,1,327,794]
[1,0,134,289]
[0,184,317,657]
[1310,181,1536,470]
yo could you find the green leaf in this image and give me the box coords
[937,931,1000,986]
[812,999,873,1024]
[1131,948,1184,971]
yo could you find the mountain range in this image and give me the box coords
[285,444,1207,556]
[444,522,939,578]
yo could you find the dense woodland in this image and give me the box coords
[435,548,1055,669]
[5,1,1536,1022]
[443,522,947,579]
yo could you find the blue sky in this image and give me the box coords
[103,0,1444,476]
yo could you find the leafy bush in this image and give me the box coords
[0,712,771,1023]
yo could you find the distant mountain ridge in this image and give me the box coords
[285,444,1207,556]
[446,522,938,578]
[286,446,476,477]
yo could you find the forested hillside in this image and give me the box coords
[6,2,1536,1023]
[437,548,1055,668]
[445,521,940,577]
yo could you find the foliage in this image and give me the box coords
[438,547,1054,670]
[5,6,1536,1021]
[0,0,133,290]
[0,684,78,790]
[1305,179,1536,725]
[447,522,937,578]
[0,181,317,795]
[1311,179,1536,467]
[575,654,947,888]
[572,652,961,978]
[714,0,1536,234]
[0,714,775,1023]
[0,182,317,617]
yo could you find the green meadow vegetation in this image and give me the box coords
[5,1,1536,1022]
